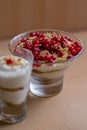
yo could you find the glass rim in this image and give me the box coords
[8,29,85,65]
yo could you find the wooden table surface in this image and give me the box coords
[0,31,87,130]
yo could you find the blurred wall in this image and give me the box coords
[0,0,87,38]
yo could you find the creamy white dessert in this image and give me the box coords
[0,55,31,105]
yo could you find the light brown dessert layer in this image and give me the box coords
[0,86,24,92]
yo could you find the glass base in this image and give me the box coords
[0,101,27,124]
[1,111,26,124]
[30,76,63,97]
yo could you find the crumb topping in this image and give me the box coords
[2,55,24,66]
[14,32,82,63]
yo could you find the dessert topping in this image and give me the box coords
[3,56,23,66]
[14,32,82,63]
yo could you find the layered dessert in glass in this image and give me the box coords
[0,55,33,123]
[9,30,84,97]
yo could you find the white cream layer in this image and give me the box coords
[0,87,28,105]
[0,56,31,105]
[32,62,71,78]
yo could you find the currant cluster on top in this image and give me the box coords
[15,32,82,63]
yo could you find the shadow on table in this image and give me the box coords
[27,92,51,110]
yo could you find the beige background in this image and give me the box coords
[0,0,87,38]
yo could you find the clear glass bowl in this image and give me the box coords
[8,29,84,97]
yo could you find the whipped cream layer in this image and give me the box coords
[0,55,31,105]
[32,62,71,78]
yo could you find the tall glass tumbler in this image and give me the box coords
[0,51,33,124]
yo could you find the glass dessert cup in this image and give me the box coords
[8,29,84,97]
[0,53,33,124]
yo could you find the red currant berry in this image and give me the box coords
[70,49,77,56]
[33,39,40,47]
[30,32,37,37]
[67,54,73,59]
[20,38,27,42]
[58,51,64,57]
[6,59,13,65]
[39,33,45,38]
[69,45,74,51]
